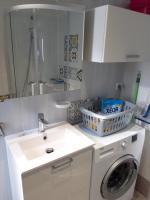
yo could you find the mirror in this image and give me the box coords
[4,4,84,100]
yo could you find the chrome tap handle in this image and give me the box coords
[38,113,49,124]
[38,113,49,133]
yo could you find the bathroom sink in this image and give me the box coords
[18,125,78,160]
[19,138,62,160]
[5,122,94,173]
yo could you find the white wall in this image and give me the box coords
[82,61,125,98]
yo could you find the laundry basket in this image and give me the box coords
[80,101,136,136]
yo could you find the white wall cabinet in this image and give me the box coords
[85,5,150,63]
[22,149,92,200]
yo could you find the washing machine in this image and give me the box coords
[78,124,145,200]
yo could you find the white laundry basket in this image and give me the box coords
[80,101,136,136]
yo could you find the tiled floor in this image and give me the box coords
[133,191,146,200]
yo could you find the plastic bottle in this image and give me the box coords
[131,71,141,104]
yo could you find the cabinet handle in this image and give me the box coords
[52,158,73,172]
[126,54,140,59]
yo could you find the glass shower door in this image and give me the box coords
[35,9,67,94]
[9,9,39,97]
[9,5,84,98]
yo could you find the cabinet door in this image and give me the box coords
[104,6,150,62]
[84,6,107,62]
[85,5,150,63]
[22,149,92,200]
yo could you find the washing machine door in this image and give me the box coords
[101,155,138,200]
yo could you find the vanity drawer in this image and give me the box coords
[22,149,92,200]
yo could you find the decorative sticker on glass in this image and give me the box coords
[64,34,78,63]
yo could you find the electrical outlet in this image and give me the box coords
[115,83,124,90]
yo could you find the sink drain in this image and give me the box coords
[46,148,54,154]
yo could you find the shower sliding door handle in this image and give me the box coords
[28,82,36,96]
[0,122,5,137]
[39,81,46,95]
[126,54,140,59]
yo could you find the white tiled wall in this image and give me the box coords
[0,63,124,136]
[0,90,81,135]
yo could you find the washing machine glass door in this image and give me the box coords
[101,155,138,200]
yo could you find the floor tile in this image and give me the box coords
[133,191,146,200]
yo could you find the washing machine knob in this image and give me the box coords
[121,141,127,149]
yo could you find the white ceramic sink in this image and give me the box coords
[5,122,94,173]
[19,124,80,160]
[19,138,66,160]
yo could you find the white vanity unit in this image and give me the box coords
[5,122,94,200]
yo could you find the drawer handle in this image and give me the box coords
[126,54,140,59]
[52,158,73,172]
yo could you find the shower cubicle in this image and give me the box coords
[8,4,84,98]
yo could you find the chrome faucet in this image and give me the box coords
[38,113,49,133]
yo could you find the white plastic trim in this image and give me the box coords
[55,101,71,109]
